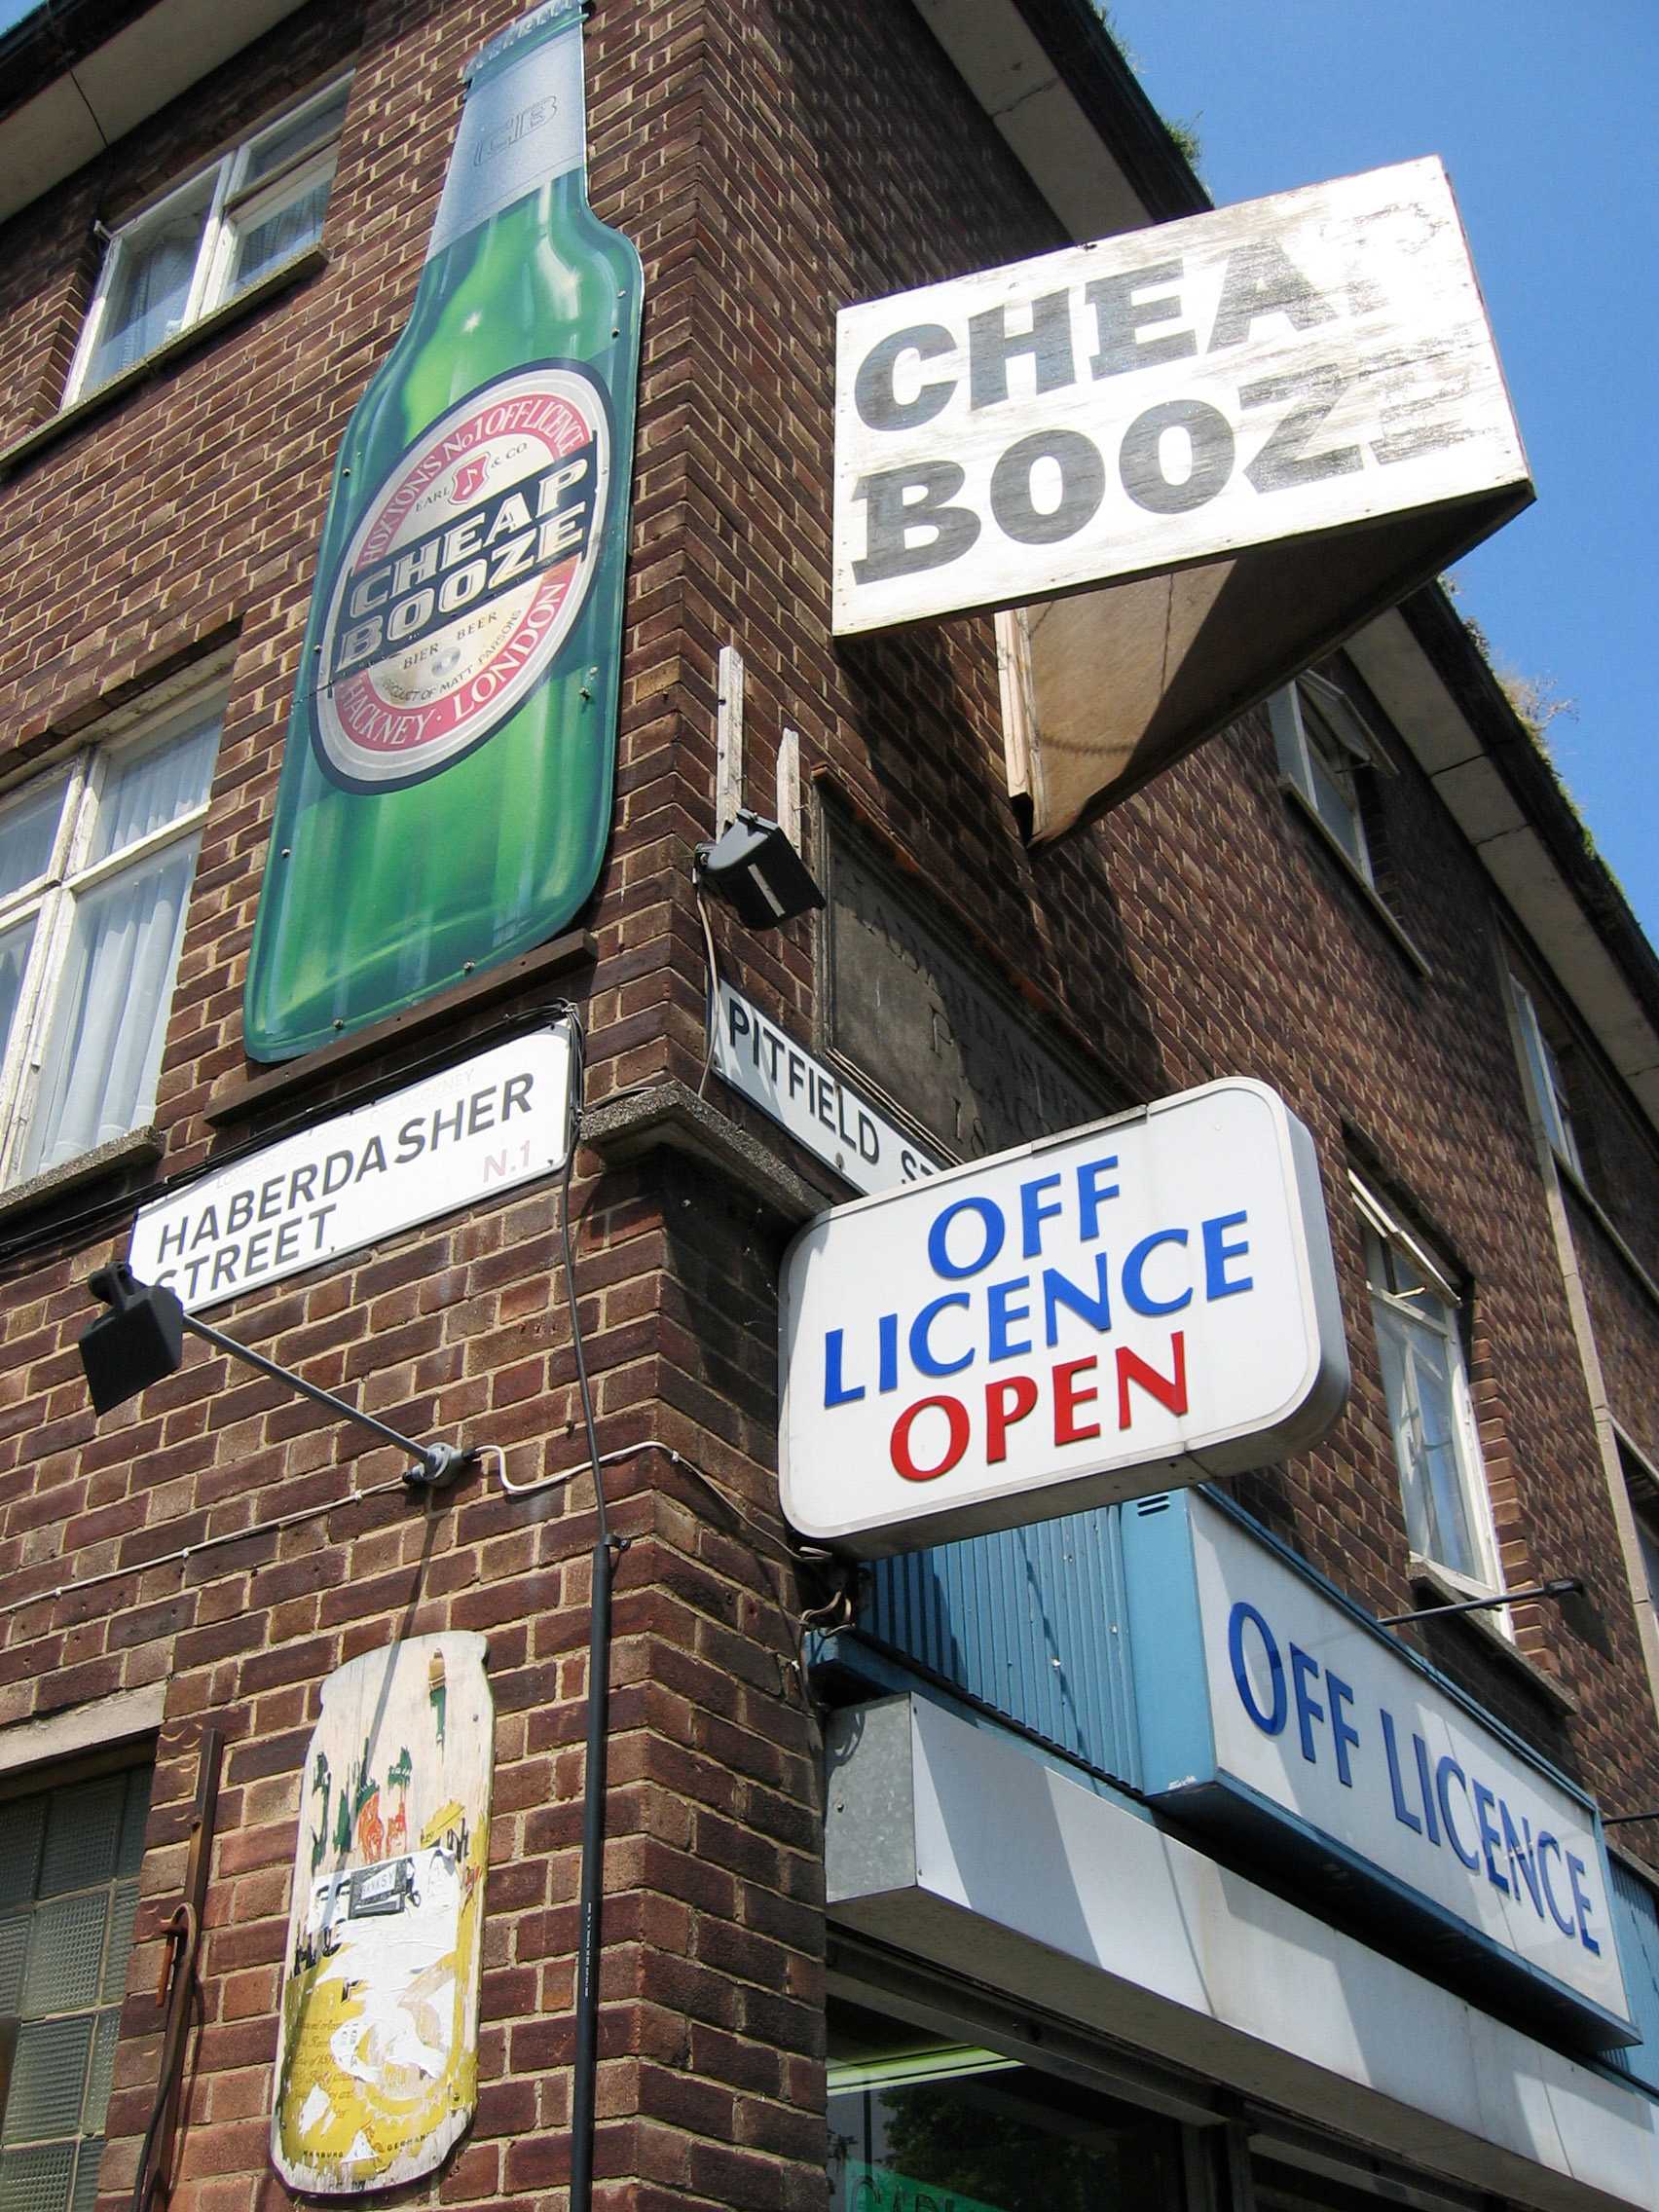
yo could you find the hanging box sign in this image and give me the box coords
[832,157,1532,837]
[778,1079,1348,1557]
[1122,1490,1636,2048]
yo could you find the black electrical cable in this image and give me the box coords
[554,1004,624,2212]
[694,877,721,1100]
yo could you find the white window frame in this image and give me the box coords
[1351,1174,1508,1625]
[63,74,350,408]
[1617,1430,1659,1611]
[0,688,221,1188]
[1270,672,1393,887]
[1506,967,1584,1178]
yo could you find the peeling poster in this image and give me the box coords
[272,1633,493,2194]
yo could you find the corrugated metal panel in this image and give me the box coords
[1605,1856,1659,2096]
[857,1506,1140,1787]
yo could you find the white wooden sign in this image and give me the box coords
[129,1029,571,1311]
[711,980,944,1196]
[833,158,1530,637]
[272,1633,493,2194]
[779,1079,1348,1557]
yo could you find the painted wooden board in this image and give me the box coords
[272,1633,492,2194]
[831,157,1530,639]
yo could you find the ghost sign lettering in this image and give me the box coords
[832,158,1530,638]
[778,1080,1348,1557]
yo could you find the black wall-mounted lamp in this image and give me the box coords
[693,807,825,929]
[78,1263,473,1489]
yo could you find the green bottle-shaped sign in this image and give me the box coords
[244,0,641,1059]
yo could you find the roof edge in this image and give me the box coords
[1397,583,1659,1035]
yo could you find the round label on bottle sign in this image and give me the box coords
[313,361,612,790]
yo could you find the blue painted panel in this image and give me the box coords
[1606,1858,1659,2096]
[1118,1490,1214,1794]
[856,1506,1140,1787]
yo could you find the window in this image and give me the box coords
[1353,1175,1505,1611]
[65,78,350,405]
[1506,968,1584,1177]
[1619,1435,1659,1610]
[828,2002,1187,2210]
[1270,671,1389,883]
[0,695,220,1188]
[0,1764,152,2212]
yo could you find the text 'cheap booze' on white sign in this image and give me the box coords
[779,1079,1348,1556]
[832,158,1529,635]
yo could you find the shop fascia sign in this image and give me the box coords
[711,979,945,1197]
[1122,1489,1635,2046]
[832,158,1531,838]
[129,1030,571,1312]
[779,1079,1347,1556]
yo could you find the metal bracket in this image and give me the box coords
[402,1441,478,1492]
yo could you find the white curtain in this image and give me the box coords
[93,718,218,860]
[20,841,201,1175]
[0,917,33,1068]
[229,169,332,297]
[18,724,216,1176]
[84,217,201,393]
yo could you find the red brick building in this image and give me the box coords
[0,2,1656,2209]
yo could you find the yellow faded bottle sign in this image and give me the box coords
[272,1633,493,2194]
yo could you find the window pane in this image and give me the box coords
[0,1772,149,2212]
[0,918,36,1075]
[0,2140,75,2212]
[242,85,349,184]
[1380,1299,1484,1582]
[118,1772,152,1880]
[0,781,66,904]
[1408,1326,1483,1579]
[67,2142,102,2212]
[0,1919,26,2015]
[79,191,210,396]
[3,2016,93,2143]
[227,161,335,296]
[828,2061,1184,2210]
[92,717,219,864]
[0,1803,44,1907]
[80,2016,118,2138]
[38,1780,124,1900]
[1638,1512,1659,1606]
[1306,736,1367,873]
[99,1883,139,2006]
[18,834,202,1177]
[22,1895,106,2016]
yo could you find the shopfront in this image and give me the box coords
[816,1492,1659,2212]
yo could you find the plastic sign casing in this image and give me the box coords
[779,1080,1348,1556]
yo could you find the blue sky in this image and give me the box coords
[3,0,1652,945]
[1106,0,1658,947]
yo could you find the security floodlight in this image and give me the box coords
[78,1263,473,1490]
[694,808,825,929]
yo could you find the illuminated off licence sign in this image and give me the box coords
[778,1080,1348,1556]
[1123,1492,1634,2040]
[831,157,1529,635]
